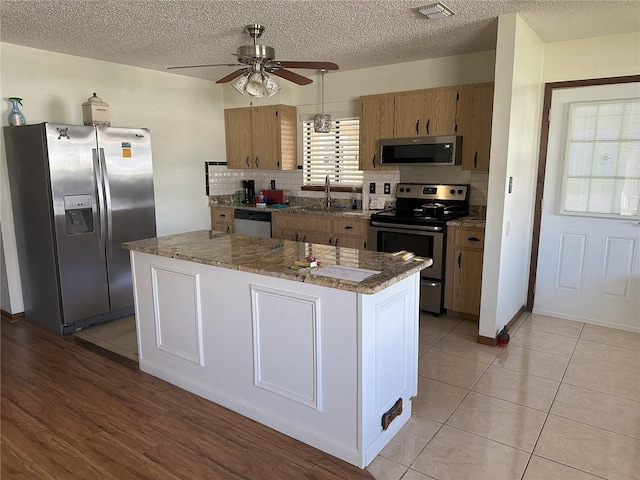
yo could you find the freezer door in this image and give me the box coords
[97,127,156,310]
[45,124,111,324]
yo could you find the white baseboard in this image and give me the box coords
[531,308,640,334]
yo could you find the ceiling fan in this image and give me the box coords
[167,24,339,95]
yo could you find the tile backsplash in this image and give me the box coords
[206,163,488,209]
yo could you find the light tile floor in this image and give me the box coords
[367,312,640,480]
[73,315,138,362]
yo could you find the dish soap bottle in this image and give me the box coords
[7,97,25,126]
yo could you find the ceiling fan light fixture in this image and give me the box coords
[314,70,331,133]
[418,2,455,19]
[262,73,281,97]
[231,71,250,95]
[246,70,268,97]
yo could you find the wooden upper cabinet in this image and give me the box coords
[359,94,395,171]
[224,104,297,170]
[224,108,253,169]
[394,87,458,138]
[457,83,494,172]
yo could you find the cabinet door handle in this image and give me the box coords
[226,226,230,234]
[245,156,250,167]
[467,237,480,242]
[372,154,376,169]
[458,252,462,268]
[220,213,226,218]
[295,233,299,241]
[344,225,353,230]
[415,120,419,135]
[474,152,478,169]
[303,234,306,242]
[426,119,430,134]
[255,156,259,168]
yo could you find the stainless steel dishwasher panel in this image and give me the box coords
[233,209,272,238]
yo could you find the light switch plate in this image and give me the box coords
[369,182,376,194]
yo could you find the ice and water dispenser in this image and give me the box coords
[63,195,94,234]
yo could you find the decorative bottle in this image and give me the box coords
[7,97,25,126]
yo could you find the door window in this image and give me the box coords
[561,99,640,218]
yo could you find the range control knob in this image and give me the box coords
[450,189,456,195]
[458,189,464,195]
[406,187,411,193]
[399,187,404,192]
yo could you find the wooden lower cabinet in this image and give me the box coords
[273,213,369,249]
[444,226,484,317]
[210,206,234,234]
[331,217,368,249]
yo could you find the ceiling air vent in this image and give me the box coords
[418,2,455,19]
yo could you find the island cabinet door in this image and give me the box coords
[358,273,420,467]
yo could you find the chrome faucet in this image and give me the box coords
[325,175,332,208]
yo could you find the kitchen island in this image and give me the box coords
[123,230,431,468]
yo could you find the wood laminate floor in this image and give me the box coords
[1,319,374,480]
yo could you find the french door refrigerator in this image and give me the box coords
[4,123,156,334]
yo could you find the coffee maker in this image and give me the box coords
[243,180,255,204]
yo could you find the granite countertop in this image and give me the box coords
[209,200,374,220]
[123,230,431,294]
[446,216,486,228]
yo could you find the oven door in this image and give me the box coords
[369,223,445,314]
[368,223,444,280]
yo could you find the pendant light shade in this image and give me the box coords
[314,70,331,133]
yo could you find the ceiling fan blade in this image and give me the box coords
[167,63,239,70]
[278,61,339,71]
[270,69,313,85]
[215,69,248,83]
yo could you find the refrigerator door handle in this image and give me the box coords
[99,148,113,259]
[93,148,106,261]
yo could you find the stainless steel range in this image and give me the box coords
[368,183,470,314]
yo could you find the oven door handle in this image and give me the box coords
[370,221,443,232]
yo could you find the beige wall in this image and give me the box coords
[480,14,545,338]
[543,32,640,82]
[1,43,226,313]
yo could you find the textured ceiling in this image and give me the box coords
[1,1,638,83]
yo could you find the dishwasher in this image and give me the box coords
[233,209,272,238]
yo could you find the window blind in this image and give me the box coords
[562,100,640,217]
[302,117,363,186]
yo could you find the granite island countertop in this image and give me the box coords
[123,230,431,294]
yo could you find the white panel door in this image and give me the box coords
[535,83,640,330]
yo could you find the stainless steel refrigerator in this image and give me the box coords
[4,123,156,334]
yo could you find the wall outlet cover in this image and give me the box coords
[384,183,391,194]
[369,182,376,194]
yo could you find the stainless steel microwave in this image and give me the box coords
[380,135,462,165]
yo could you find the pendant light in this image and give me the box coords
[314,70,331,133]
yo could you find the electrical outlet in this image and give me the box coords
[384,183,391,194]
[369,182,376,194]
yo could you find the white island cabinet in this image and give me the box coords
[123,230,430,468]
